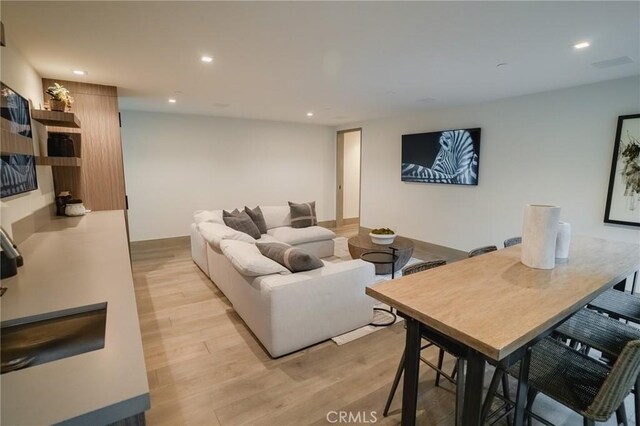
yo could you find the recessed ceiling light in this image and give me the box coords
[72,70,87,76]
[201,56,213,63]
[496,62,508,68]
[574,42,590,49]
[168,99,177,103]
[306,112,314,117]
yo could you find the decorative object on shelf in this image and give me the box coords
[521,204,561,270]
[604,114,640,227]
[45,83,74,112]
[401,128,481,186]
[370,228,396,245]
[64,199,87,217]
[47,133,75,157]
[55,191,73,216]
[555,222,571,261]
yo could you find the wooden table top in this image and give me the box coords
[366,236,640,361]
[348,234,414,250]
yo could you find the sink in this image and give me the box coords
[1,303,107,374]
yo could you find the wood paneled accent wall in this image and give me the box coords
[42,79,126,211]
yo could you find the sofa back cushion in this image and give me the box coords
[288,201,318,228]
[194,209,224,225]
[260,206,291,230]
[220,240,290,276]
[256,242,324,273]
[244,206,268,234]
[198,222,256,248]
[223,210,261,239]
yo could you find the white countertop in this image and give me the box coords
[1,211,149,425]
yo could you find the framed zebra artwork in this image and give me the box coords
[401,128,481,185]
[604,114,640,227]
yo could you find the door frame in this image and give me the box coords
[336,128,362,228]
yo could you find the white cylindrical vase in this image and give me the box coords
[521,204,561,270]
[556,222,571,260]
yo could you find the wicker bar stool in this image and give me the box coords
[484,337,640,426]
[503,237,522,248]
[589,286,640,323]
[554,308,640,423]
[468,245,497,257]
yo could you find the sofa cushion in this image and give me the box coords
[261,206,291,229]
[220,240,290,276]
[244,206,268,234]
[193,209,224,225]
[198,222,256,248]
[223,210,261,239]
[288,201,318,228]
[256,242,324,273]
[267,226,335,246]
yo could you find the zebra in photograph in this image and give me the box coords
[402,129,478,184]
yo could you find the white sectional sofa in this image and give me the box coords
[190,205,376,357]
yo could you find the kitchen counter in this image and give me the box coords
[1,211,149,425]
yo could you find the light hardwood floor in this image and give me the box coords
[131,227,634,426]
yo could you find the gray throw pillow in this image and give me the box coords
[244,206,267,234]
[288,201,317,229]
[256,242,324,272]
[223,210,261,239]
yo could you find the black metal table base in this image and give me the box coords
[370,307,398,327]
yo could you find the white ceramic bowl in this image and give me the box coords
[369,232,396,245]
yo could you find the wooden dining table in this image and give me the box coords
[366,235,640,426]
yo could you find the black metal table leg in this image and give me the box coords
[401,318,421,426]
[391,247,397,279]
[461,349,486,426]
[513,347,532,426]
[455,357,466,426]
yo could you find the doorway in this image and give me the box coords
[336,128,362,229]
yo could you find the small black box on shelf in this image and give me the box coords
[47,133,75,157]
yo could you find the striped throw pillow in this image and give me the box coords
[288,201,317,229]
[256,242,323,273]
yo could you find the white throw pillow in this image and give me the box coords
[220,240,290,276]
[260,206,291,230]
[198,222,255,248]
[193,210,224,225]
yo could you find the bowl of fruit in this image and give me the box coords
[369,228,396,245]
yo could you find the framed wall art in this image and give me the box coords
[604,114,640,227]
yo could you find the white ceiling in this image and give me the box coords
[2,1,639,126]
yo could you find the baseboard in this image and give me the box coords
[318,220,336,229]
[129,235,190,250]
[359,226,468,262]
[342,217,359,225]
[11,203,57,245]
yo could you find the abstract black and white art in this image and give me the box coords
[1,82,37,198]
[1,155,37,198]
[401,128,481,186]
[604,114,640,227]
[1,82,32,139]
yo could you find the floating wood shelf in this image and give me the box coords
[1,128,35,156]
[31,109,81,128]
[36,156,82,167]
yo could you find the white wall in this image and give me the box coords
[0,36,55,238]
[339,77,640,251]
[343,130,360,219]
[121,111,335,241]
